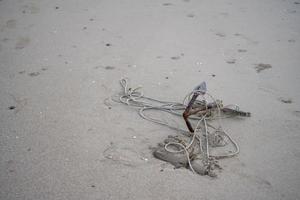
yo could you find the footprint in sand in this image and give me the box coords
[238,49,247,53]
[104,66,115,70]
[254,63,272,73]
[187,14,195,18]
[234,33,259,45]
[293,111,300,117]
[15,37,30,49]
[28,72,40,77]
[6,19,17,29]
[216,32,226,37]
[162,3,173,6]
[226,58,236,64]
[288,39,296,43]
[278,97,292,104]
[171,56,180,60]
[94,65,116,70]
[102,144,148,167]
[21,3,39,14]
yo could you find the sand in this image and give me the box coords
[0,0,300,199]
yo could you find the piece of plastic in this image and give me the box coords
[193,82,207,95]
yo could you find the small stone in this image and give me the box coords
[55,6,59,9]
[105,43,111,47]
[8,106,16,110]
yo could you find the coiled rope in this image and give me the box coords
[114,78,240,173]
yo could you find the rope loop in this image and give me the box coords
[115,78,245,175]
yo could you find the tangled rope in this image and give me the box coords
[113,78,245,175]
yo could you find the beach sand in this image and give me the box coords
[0,0,300,199]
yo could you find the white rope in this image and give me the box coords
[115,78,242,174]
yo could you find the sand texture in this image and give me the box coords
[1,0,300,199]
